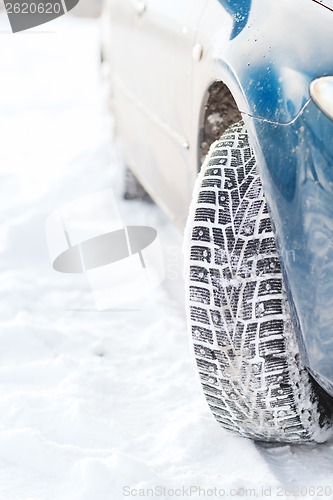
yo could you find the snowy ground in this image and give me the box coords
[0,12,333,500]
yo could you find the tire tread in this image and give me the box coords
[186,121,333,443]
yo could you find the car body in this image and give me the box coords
[101,0,333,399]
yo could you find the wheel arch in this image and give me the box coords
[196,78,246,170]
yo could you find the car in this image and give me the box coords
[101,0,333,443]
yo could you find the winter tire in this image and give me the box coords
[185,121,333,443]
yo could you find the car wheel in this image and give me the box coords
[123,167,153,203]
[184,121,333,443]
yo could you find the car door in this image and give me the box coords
[107,0,208,226]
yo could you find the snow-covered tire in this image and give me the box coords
[185,121,333,443]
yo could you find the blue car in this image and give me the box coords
[101,0,333,442]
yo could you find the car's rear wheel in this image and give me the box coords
[123,167,152,203]
[185,121,333,443]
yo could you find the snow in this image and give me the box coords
[0,10,333,500]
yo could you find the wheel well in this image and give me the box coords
[199,81,242,165]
